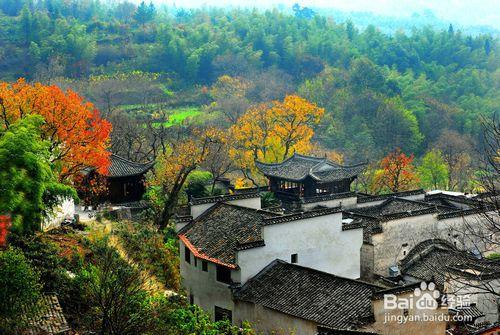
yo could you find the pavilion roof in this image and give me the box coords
[255,153,366,182]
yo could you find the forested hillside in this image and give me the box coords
[0,0,498,177]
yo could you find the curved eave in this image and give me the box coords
[179,234,238,270]
[106,171,150,178]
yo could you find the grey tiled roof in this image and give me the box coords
[353,197,435,218]
[107,154,153,178]
[233,260,382,330]
[263,207,342,225]
[302,192,356,203]
[400,239,500,285]
[356,189,425,203]
[255,153,365,182]
[24,294,70,335]
[190,191,260,205]
[372,282,423,300]
[448,305,485,319]
[342,212,382,243]
[179,203,276,266]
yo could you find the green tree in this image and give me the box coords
[0,247,42,334]
[134,1,155,26]
[79,240,157,335]
[374,97,423,154]
[417,149,449,190]
[0,116,76,234]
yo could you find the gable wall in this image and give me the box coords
[356,193,426,208]
[301,196,358,210]
[372,214,438,277]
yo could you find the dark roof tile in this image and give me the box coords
[356,189,425,204]
[190,191,260,205]
[180,203,276,267]
[256,153,365,182]
[107,154,153,178]
[234,260,382,330]
[23,294,70,335]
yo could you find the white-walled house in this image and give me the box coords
[343,193,495,279]
[399,239,500,324]
[176,154,498,330]
[178,198,363,321]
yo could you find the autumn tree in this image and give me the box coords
[73,173,109,209]
[147,127,216,229]
[230,95,324,184]
[417,149,449,190]
[0,79,111,181]
[373,148,419,193]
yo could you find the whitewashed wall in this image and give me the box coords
[42,197,75,231]
[236,212,363,283]
[179,240,235,319]
[372,214,438,276]
[302,196,357,210]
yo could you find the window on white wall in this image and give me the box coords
[291,253,298,263]
[184,246,191,264]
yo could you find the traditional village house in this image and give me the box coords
[82,154,153,205]
[177,193,364,323]
[232,260,381,334]
[103,154,154,203]
[371,282,450,335]
[255,153,365,211]
[398,239,500,324]
[343,192,495,281]
[177,154,499,332]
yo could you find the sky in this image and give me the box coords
[148,0,499,28]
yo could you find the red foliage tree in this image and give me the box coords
[0,79,111,181]
[374,148,419,193]
[0,215,11,248]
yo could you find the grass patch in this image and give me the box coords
[160,107,201,127]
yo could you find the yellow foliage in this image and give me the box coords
[230,95,324,183]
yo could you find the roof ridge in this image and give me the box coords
[254,154,296,167]
[263,206,342,225]
[111,153,154,167]
[280,261,384,289]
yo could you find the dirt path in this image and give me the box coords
[108,234,177,297]
[85,219,177,297]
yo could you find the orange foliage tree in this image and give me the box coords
[0,79,111,181]
[147,128,221,229]
[230,95,324,185]
[373,148,419,193]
